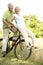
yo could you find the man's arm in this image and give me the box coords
[2,18,10,28]
[3,11,11,28]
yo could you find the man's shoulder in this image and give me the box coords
[4,10,9,15]
[4,10,14,14]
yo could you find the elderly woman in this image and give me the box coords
[9,6,38,49]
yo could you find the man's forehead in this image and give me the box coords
[8,3,13,7]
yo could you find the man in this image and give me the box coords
[2,3,14,57]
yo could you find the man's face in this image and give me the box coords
[8,4,13,12]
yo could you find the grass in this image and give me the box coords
[0,38,43,65]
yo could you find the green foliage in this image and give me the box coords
[23,15,43,38]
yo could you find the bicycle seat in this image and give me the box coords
[12,35,19,41]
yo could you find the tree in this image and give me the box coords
[23,15,43,38]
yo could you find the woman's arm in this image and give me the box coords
[8,16,14,24]
[8,16,16,28]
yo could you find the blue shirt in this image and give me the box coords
[14,14,25,25]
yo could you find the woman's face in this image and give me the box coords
[15,7,21,13]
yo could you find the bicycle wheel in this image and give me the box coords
[14,39,32,60]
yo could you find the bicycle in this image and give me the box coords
[6,26,32,60]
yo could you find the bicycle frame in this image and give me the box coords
[6,29,32,60]
[8,31,22,47]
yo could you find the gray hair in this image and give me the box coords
[8,3,13,8]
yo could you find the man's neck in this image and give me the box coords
[8,10,13,13]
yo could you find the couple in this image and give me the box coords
[2,3,37,57]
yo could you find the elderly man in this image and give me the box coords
[2,3,14,57]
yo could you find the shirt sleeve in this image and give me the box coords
[3,12,7,20]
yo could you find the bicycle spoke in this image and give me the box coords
[15,40,32,60]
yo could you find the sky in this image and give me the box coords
[0,0,43,28]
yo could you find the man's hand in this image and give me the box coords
[7,25,11,28]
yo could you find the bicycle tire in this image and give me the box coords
[14,39,32,60]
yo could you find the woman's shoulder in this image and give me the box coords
[13,14,18,17]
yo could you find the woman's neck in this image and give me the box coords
[15,12,20,15]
